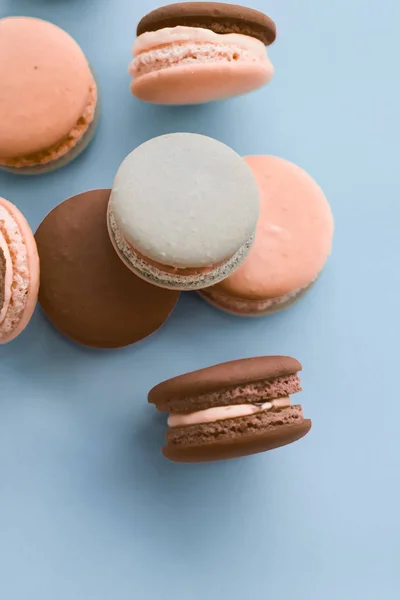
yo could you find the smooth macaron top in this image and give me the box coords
[137,2,276,46]
[109,133,260,269]
[212,156,334,300]
[35,189,180,348]
[0,17,92,158]
[149,356,302,407]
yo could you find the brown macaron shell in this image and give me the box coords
[137,2,277,46]
[164,420,312,462]
[35,189,180,348]
[149,355,301,412]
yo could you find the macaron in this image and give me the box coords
[0,17,99,174]
[0,198,39,344]
[200,156,334,316]
[130,2,276,104]
[149,356,311,463]
[107,133,260,290]
[35,190,180,348]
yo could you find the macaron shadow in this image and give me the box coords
[127,96,240,147]
[74,410,271,561]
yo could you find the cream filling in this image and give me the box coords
[0,231,13,324]
[168,397,291,428]
[133,26,267,58]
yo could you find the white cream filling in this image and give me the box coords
[168,397,291,428]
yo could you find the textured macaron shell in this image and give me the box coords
[163,417,311,462]
[149,355,301,408]
[0,198,39,344]
[136,3,277,46]
[208,156,334,301]
[131,61,272,105]
[109,133,259,269]
[200,280,313,317]
[0,17,93,159]
[35,189,180,348]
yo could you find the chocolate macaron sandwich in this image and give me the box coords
[130,2,277,104]
[149,356,311,462]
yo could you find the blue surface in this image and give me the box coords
[1,1,399,598]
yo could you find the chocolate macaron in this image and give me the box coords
[35,189,180,348]
[131,3,277,104]
[149,356,311,462]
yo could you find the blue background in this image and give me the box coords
[1,1,399,598]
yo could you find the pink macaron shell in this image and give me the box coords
[201,156,333,309]
[199,280,315,317]
[131,61,273,105]
[0,17,93,160]
[0,198,40,344]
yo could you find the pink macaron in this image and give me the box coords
[199,156,334,316]
[0,17,99,174]
[0,198,39,344]
[130,2,276,105]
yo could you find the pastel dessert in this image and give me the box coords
[0,198,39,344]
[35,190,180,348]
[200,156,334,316]
[107,133,260,290]
[0,17,99,174]
[130,2,276,104]
[149,356,311,463]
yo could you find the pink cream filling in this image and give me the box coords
[0,230,13,323]
[168,397,291,428]
[130,26,270,78]
[133,26,267,57]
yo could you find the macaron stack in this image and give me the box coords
[0,4,335,463]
